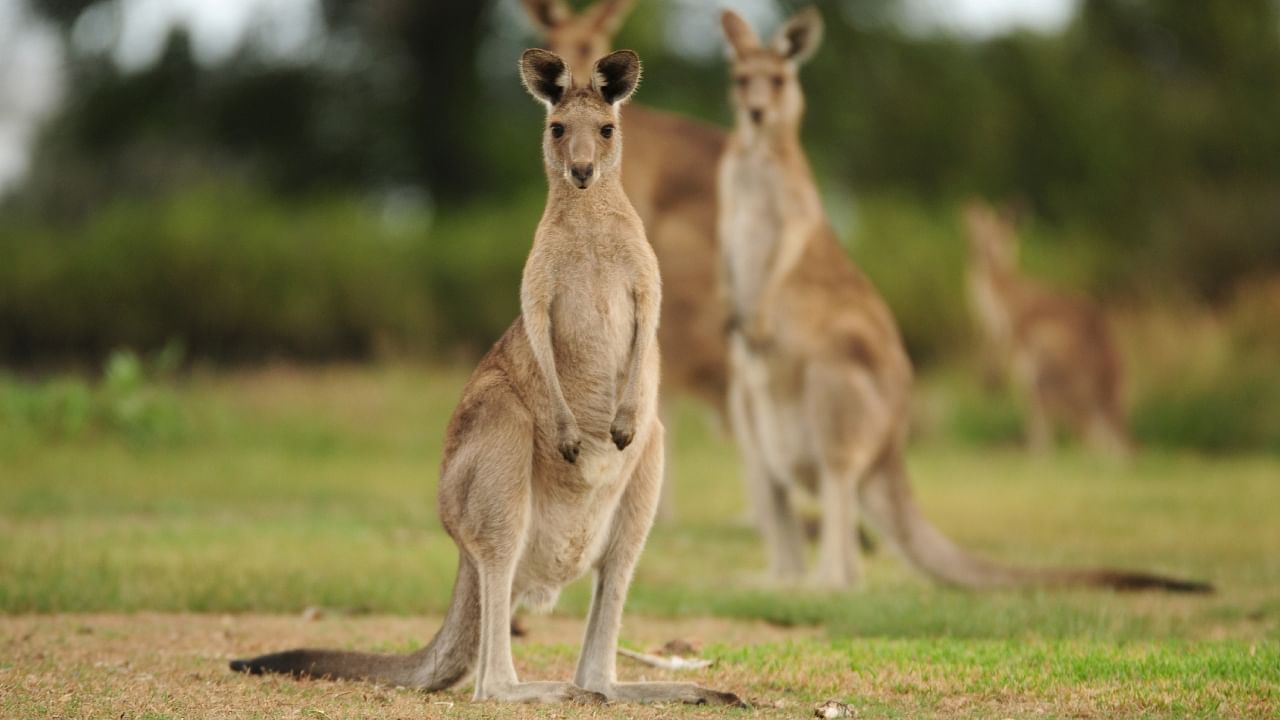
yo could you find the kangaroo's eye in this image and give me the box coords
[550,123,565,138]
[600,124,614,139]
[735,75,749,89]
[772,75,785,89]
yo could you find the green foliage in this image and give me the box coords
[1,186,421,361]
[0,347,186,446]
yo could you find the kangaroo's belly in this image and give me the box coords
[514,473,632,608]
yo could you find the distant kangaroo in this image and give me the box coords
[717,7,1207,592]
[230,48,742,706]
[523,0,729,416]
[965,201,1131,457]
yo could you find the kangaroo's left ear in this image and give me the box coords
[591,49,641,106]
[772,6,824,64]
[521,49,572,108]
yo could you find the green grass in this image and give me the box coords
[1,365,1277,717]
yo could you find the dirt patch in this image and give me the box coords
[0,613,815,719]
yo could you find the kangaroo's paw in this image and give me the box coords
[609,406,636,451]
[556,417,582,463]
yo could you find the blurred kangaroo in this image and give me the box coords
[717,7,1208,592]
[523,0,729,415]
[230,48,742,707]
[965,201,1131,457]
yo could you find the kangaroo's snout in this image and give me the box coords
[571,163,594,188]
[749,108,764,125]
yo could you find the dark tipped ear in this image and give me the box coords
[587,0,635,34]
[520,49,571,108]
[522,0,570,32]
[591,49,641,105]
[721,10,760,58]
[772,6,823,64]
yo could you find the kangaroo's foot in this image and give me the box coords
[596,681,748,707]
[476,681,606,704]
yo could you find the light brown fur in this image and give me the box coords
[965,202,1131,457]
[524,0,729,414]
[229,49,743,706]
[717,8,1207,593]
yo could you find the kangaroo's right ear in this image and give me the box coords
[522,0,570,31]
[520,49,572,108]
[591,49,641,105]
[721,10,760,58]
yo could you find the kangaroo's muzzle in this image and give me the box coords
[570,163,594,189]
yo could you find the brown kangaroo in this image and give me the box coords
[965,201,1132,457]
[523,0,729,415]
[717,7,1207,592]
[230,48,742,706]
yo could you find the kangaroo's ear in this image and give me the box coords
[522,0,570,32]
[772,6,823,64]
[587,0,635,34]
[591,49,641,105]
[721,10,760,58]
[520,49,571,108]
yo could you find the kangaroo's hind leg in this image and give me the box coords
[730,339,805,580]
[573,427,745,706]
[803,363,893,589]
[447,388,603,705]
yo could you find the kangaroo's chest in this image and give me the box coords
[553,249,635,371]
[722,151,786,315]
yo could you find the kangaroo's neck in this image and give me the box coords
[969,260,1022,341]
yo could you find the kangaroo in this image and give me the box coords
[717,8,1208,593]
[229,49,742,707]
[523,0,729,416]
[965,201,1131,457]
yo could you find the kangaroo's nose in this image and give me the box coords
[571,163,594,186]
[749,108,764,124]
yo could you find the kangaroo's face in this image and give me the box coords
[721,8,823,136]
[521,48,641,191]
[523,0,634,84]
[964,202,1019,273]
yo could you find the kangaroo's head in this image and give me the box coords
[521,48,641,191]
[720,7,823,138]
[964,201,1019,274]
[522,0,635,84]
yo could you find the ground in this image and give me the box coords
[1,365,1277,718]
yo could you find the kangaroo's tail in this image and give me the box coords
[230,554,481,689]
[859,457,1212,593]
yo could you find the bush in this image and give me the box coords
[0,185,551,364]
[1,348,186,446]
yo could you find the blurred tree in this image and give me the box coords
[7,0,1280,362]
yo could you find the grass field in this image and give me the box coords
[2,365,1277,718]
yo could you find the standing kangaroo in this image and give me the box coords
[230,49,742,706]
[965,201,1131,456]
[523,0,729,415]
[717,8,1207,592]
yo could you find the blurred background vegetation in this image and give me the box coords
[1,0,1278,452]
